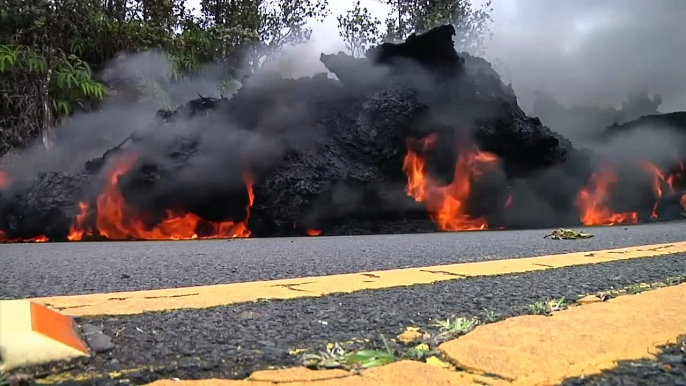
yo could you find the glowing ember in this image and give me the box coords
[91,154,254,241]
[0,230,49,243]
[576,169,638,226]
[0,171,9,189]
[681,194,686,210]
[29,235,49,243]
[306,229,322,236]
[402,134,498,231]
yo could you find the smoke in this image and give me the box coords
[590,123,686,168]
[484,0,686,115]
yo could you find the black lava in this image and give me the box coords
[603,111,686,141]
[0,25,682,240]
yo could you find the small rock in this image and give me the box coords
[81,323,115,353]
[86,332,115,353]
[81,323,103,334]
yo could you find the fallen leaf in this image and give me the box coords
[544,228,594,240]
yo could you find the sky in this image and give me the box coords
[186,0,686,113]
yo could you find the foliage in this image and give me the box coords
[304,338,396,370]
[337,1,382,57]
[0,0,332,156]
[0,44,106,115]
[433,316,479,339]
[257,0,330,64]
[375,0,493,54]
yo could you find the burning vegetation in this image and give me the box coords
[1,25,685,243]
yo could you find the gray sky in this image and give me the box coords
[187,0,686,112]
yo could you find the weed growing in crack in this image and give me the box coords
[433,317,480,339]
[528,301,551,315]
[304,336,395,371]
[594,276,686,301]
[482,308,501,323]
[548,297,569,311]
[625,283,651,294]
[303,342,349,369]
[528,298,569,315]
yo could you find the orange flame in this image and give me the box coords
[0,230,48,243]
[68,202,92,241]
[576,169,638,226]
[306,229,322,236]
[639,160,685,219]
[87,154,253,241]
[403,134,498,231]
[29,235,49,243]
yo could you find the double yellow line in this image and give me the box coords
[33,241,686,317]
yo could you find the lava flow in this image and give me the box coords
[576,168,638,226]
[70,154,254,241]
[403,134,498,231]
[0,230,48,243]
[306,229,322,236]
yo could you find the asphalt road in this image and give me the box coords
[3,222,686,385]
[35,251,686,385]
[2,221,686,299]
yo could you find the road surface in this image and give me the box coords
[1,221,686,385]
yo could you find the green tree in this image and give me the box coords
[377,0,493,55]
[0,0,331,157]
[336,1,382,57]
[200,0,329,72]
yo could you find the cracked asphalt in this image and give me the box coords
[2,222,686,385]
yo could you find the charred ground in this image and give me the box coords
[0,25,684,242]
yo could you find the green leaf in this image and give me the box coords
[345,350,394,368]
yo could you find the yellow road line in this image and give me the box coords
[33,241,686,317]
[439,282,686,385]
[144,282,686,386]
